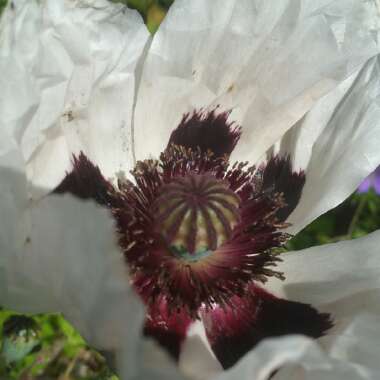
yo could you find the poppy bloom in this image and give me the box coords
[1,1,380,380]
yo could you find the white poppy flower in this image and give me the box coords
[2,1,380,380]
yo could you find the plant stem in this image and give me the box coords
[347,196,367,237]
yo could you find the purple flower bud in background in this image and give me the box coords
[358,166,380,194]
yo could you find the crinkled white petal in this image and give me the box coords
[0,166,145,364]
[216,314,380,380]
[266,230,380,340]
[134,0,379,163]
[0,1,150,372]
[273,55,380,233]
[132,314,380,380]
[0,0,150,193]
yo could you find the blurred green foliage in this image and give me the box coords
[287,190,380,250]
[0,0,7,15]
[0,312,116,379]
[1,0,380,379]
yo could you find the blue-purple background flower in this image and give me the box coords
[358,166,380,194]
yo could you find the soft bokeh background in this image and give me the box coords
[1,1,380,378]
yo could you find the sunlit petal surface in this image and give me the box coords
[134,0,379,165]
[277,58,380,234]
[0,0,149,192]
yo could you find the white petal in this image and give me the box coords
[0,166,145,362]
[179,320,223,380]
[216,324,380,380]
[134,0,379,162]
[278,56,380,233]
[119,323,221,380]
[120,319,222,380]
[326,313,380,372]
[131,326,380,380]
[266,230,380,336]
[119,339,187,380]
[127,314,380,380]
[0,0,150,192]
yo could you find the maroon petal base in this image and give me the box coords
[201,284,333,369]
[168,109,241,159]
[54,153,114,207]
[143,298,193,361]
[258,156,305,222]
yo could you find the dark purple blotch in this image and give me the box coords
[202,284,333,369]
[54,152,114,207]
[168,109,241,158]
[260,156,305,222]
[143,298,193,361]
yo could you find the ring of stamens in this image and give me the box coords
[116,146,288,316]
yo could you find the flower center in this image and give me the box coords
[153,173,240,260]
[54,142,292,317]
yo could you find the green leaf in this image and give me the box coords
[1,316,40,364]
